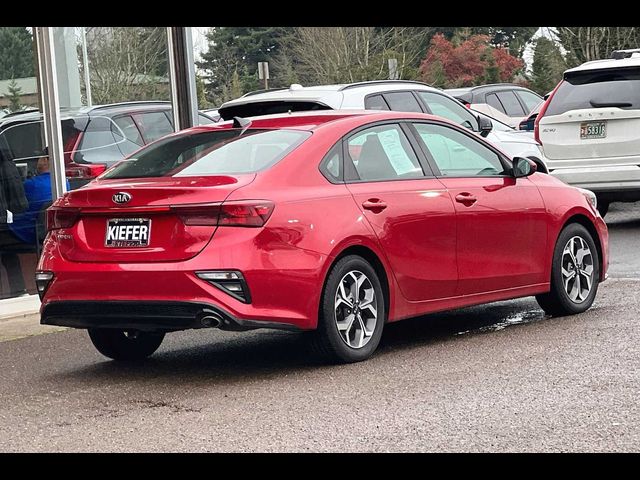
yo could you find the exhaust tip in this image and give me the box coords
[197,310,223,328]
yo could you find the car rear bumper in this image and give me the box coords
[549,165,640,198]
[40,300,302,332]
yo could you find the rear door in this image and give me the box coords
[540,68,640,164]
[343,122,458,302]
[410,121,547,295]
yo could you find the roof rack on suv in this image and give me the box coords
[88,101,171,111]
[1,108,40,119]
[242,87,290,98]
[339,80,431,91]
[611,48,640,59]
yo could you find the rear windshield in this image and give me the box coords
[101,128,311,179]
[546,68,640,116]
[219,101,331,120]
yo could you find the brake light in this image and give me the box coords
[172,201,274,227]
[534,80,563,145]
[65,163,107,180]
[46,207,80,231]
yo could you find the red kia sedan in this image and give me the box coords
[37,111,609,363]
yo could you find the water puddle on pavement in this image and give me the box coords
[455,309,545,336]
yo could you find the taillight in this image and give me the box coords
[65,163,107,180]
[47,207,80,231]
[172,200,274,227]
[534,80,563,145]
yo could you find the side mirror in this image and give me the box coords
[477,115,493,137]
[512,157,537,178]
[518,113,537,131]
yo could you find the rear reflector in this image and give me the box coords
[47,207,80,231]
[35,271,54,300]
[172,200,274,227]
[196,270,251,303]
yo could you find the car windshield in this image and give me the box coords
[101,128,311,179]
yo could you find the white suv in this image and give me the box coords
[537,49,640,216]
[219,80,549,173]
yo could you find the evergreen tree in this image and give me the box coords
[0,27,35,80]
[7,79,23,112]
[198,27,291,105]
[531,37,566,95]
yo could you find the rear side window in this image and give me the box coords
[111,115,143,156]
[546,68,640,116]
[345,124,424,182]
[495,91,526,116]
[382,92,423,113]
[515,90,542,112]
[102,129,311,179]
[364,94,390,111]
[485,93,506,113]
[133,111,173,143]
[76,116,123,164]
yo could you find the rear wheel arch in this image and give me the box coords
[320,245,390,327]
[558,214,603,280]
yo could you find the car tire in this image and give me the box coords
[311,255,386,364]
[88,328,165,361]
[535,223,600,316]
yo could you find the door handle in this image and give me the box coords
[362,199,387,212]
[455,193,477,206]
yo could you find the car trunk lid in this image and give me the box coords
[56,175,255,263]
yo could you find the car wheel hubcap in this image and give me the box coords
[334,270,377,349]
[561,236,594,304]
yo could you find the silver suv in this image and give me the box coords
[537,49,640,216]
[219,80,549,172]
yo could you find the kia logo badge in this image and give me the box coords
[112,192,132,204]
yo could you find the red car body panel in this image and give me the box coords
[38,111,609,331]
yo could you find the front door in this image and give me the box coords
[411,121,548,295]
[343,122,457,302]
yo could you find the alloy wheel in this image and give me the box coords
[561,236,594,304]
[334,270,378,349]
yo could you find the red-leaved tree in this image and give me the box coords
[419,33,524,88]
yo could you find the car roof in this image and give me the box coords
[566,55,640,74]
[0,101,172,126]
[189,109,445,133]
[220,80,439,109]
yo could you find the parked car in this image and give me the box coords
[201,108,221,122]
[0,101,217,189]
[219,80,549,173]
[445,83,543,128]
[536,49,640,217]
[37,110,608,364]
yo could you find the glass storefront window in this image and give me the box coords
[1,26,178,300]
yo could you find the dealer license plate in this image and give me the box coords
[105,218,151,247]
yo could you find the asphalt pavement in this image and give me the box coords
[0,202,638,452]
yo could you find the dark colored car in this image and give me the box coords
[445,84,543,128]
[0,101,216,189]
[38,110,608,364]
